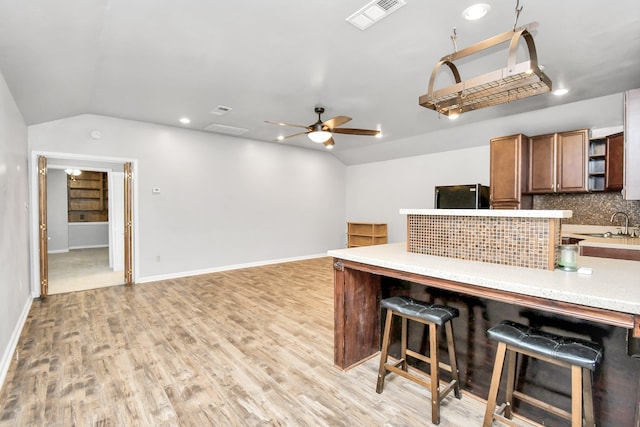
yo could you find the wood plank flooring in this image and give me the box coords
[0,257,526,426]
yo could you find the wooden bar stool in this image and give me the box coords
[482,320,603,427]
[376,296,461,425]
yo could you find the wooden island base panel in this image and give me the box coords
[329,242,640,427]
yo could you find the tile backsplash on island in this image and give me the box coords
[533,193,640,226]
[406,212,562,270]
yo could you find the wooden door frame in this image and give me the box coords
[124,162,133,286]
[29,151,139,297]
[37,156,48,298]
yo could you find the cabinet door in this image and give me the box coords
[490,134,527,207]
[528,133,556,193]
[605,132,624,191]
[556,129,589,193]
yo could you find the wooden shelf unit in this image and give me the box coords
[68,171,109,222]
[588,132,623,192]
[347,222,387,248]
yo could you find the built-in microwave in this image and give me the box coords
[434,184,490,209]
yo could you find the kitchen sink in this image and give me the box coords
[575,232,631,239]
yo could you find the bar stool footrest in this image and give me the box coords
[438,379,460,401]
[512,390,572,421]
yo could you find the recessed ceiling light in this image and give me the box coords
[553,88,569,96]
[179,117,191,124]
[462,4,490,21]
[277,135,284,141]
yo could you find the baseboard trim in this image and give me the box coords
[137,253,328,284]
[68,245,109,250]
[0,296,32,392]
[48,249,69,254]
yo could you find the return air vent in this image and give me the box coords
[203,123,248,136]
[210,105,232,116]
[346,0,406,30]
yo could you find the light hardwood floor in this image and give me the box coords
[0,257,527,426]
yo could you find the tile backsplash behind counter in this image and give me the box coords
[533,193,640,226]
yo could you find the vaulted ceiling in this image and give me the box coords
[1,0,639,164]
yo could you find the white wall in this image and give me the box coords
[68,222,109,249]
[46,168,69,253]
[110,171,125,271]
[346,146,489,242]
[0,71,32,388]
[29,115,346,281]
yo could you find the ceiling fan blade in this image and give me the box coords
[332,127,380,136]
[272,131,309,142]
[323,137,335,148]
[265,120,310,130]
[323,116,352,130]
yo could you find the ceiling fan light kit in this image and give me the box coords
[308,130,332,143]
[419,21,552,118]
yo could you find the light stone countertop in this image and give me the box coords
[328,242,640,315]
[399,209,572,218]
[562,224,640,250]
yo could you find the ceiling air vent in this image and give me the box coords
[346,0,406,30]
[203,123,248,136]
[210,105,232,116]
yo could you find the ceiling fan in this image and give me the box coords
[265,107,380,149]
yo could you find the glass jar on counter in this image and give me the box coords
[557,244,579,271]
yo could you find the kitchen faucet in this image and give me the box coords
[610,211,630,235]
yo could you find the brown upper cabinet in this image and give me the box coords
[527,129,589,194]
[528,133,555,193]
[490,134,532,209]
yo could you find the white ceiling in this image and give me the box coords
[1,0,639,164]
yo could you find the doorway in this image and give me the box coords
[30,153,137,298]
[46,166,124,294]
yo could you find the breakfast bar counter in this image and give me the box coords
[328,242,640,425]
[328,242,640,316]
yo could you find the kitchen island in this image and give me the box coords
[328,242,640,425]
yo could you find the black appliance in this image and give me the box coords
[434,184,490,209]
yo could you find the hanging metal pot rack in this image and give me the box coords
[419,14,552,117]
